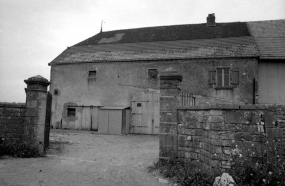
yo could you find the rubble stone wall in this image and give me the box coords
[0,103,26,143]
[177,104,285,170]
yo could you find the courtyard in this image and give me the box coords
[0,130,161,186]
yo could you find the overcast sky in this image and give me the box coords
[0,0,285,102]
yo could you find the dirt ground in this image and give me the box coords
[0,129,163,186]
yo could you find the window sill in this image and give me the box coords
[214,86,235,90]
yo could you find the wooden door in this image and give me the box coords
[108,110,122,134]
[98,110,108,134]
[131,92,160,134]
[91,107,98,131]
[75,106,98,130]
[81,107,91,130]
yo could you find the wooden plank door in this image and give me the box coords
[152,93,160,134]
[131,92,160,134]
[108,110,122,134]
[81,107,91,130]
[91,107,98,131]
[98,110,108,134]
[131,93,143,134]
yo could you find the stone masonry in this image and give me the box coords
[0,75,51,155]
[177,104,285,170]
[0,103,26,144]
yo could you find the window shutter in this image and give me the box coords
[230,69,239,86]
[208,69,216,87]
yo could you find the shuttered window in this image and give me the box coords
[208,70,216,86]
[230,69,239,86]
[209,67,239,88]
[217,68,230,87]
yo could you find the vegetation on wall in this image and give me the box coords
[0,140,41,158]
[229,139,285,186]
[151,137,285,186]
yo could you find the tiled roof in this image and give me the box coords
[49,21,261,66]
[255,38,285,59]
[49,44,258,65]
[49,37,257,65]
[72,36,255,52]
[247,20,285,59]
[75,22,250,46]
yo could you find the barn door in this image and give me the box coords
[81,107,91,130]
[131,92,160,134]
[76,106,98,130]
[90,107,98,131]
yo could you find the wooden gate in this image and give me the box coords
[44,92,52,148]
[131,92,160,134]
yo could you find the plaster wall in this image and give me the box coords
[50,58,258,128]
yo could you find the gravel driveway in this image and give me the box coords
[0,129,161,186]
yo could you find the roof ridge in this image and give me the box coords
[247,19,285,23]
[100,21,246,33]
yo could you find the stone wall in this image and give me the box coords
[177,104,285,170]
[0,103,26,143]
[0,75,51,154]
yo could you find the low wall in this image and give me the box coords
[177,104,285,170]
[0,103,26,143]
[0,76,51,155]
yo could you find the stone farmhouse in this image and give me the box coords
[48,14,285,134]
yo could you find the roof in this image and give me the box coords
[247,19,285,59]
[50,44,258,65]
[49,21,258,66]
[75,22,250,46]
[49,37,258,65]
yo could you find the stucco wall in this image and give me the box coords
[50,58,258,128]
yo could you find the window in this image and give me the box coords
[89,70,97,78]
[67,108,76,117]
[208,67,239,88]
[54,89,59,95]
[137,103,142,107]
[148,69,158,78]
[217,68,230,87]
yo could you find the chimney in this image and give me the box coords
[206,13,216,27]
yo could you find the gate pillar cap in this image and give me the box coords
[24,75,50,86]
[159,67,183,81]
[24,75,50,92]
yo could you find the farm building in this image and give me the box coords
[48,14,285,134]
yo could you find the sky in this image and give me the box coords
[0,0,285,103]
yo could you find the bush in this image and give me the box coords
[229,152,285,185]
[157,159,219,186]
[229,138,285,186]
[0,142,40,158]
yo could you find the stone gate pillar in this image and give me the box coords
[159,67,183,161]
[24,75,50,154]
